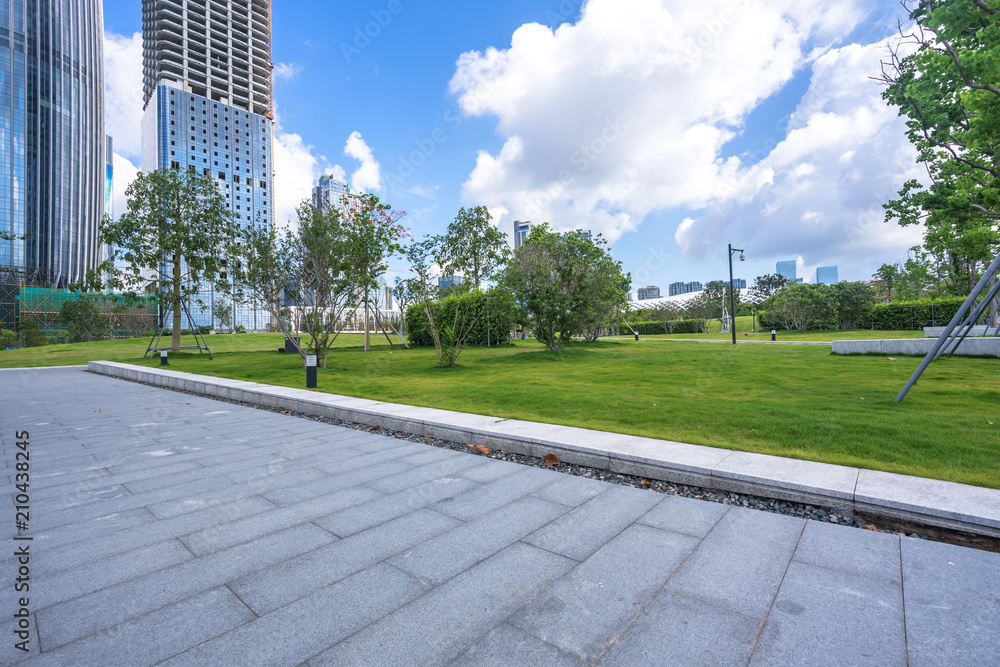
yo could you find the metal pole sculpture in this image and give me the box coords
[896,250,1000,401]
[728,243,745,345]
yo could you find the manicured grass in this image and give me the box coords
[3,332,997,488]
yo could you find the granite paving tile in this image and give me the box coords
[637,492,730,538]
[314,476,479,537]
[431,466,556,521]
[511,523,699,662]
[34,523,334,650]
[901,537,1000,666]
[452,624,585,666]
[522,484,663,560]
[599,590,760,666]
[749,561,905,666]
[159,564,427,667]
[792,520,902,584]
[667,507,805,618]
[308,542,576,666]
[389,495,569,585]
[24,587,254,667]
[229,509,459,615]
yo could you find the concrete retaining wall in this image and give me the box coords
[833,338,1000,357]
[924,326,999,338]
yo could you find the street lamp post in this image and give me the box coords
[728,243,745,345]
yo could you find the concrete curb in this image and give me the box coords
[86,360,1000,538]
[833,337,1000,357]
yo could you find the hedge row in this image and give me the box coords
[758,298,969,331]
[406,291,515,347]
[625,320,706,335]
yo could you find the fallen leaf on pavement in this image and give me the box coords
[543,453,559,467]
[473,445,490,455]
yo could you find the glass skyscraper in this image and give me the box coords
[0,0,106,288]
[815,265,839,284]
[776,260,797,282]
[141,0,274,329]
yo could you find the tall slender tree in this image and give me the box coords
[90,168,237,352]
[437,206,510,290]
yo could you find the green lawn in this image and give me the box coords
[3,332,998,488]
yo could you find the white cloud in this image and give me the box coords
[344,131,383,193]
[449,0,870,242]
[273,62,303,81]
[272,110,324,231]
[110,152,139,221]
[104,31,144,160]
[674,38,926,280]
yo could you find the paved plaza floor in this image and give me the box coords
[1,366,997,666]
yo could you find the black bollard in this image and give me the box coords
[771,330,776,342]
[634,332,639,341]
[305,354,317,389]
[160,350,168,366]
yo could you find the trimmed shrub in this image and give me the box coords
[406,289,516,347]
[626,320,706,335]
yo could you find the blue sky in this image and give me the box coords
[103,0,924,291]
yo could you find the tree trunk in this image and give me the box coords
[171,253,182,351]
[364,288,371,351]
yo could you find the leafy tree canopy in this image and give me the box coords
[880,0,1000,291]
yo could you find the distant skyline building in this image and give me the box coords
[513,220,531,248]
[313,175,363,216]
[637,285,661,300]
[668,281,703,296]
[385,285,393,310]
[776,260,797,282]
[720,278,747,289]
[141,0,274,329]
[438,275,463,291]
[815,266,839,284]
[1,0,106,288]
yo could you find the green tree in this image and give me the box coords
[437,206,511,290]
[768,283,837,331]
[342,194,408,350]
[880,0,1000,293]
[502,223,629,351]
[405,237,484,367]
[874,263,901,302]
[212,298,234,334]
[89,168,237,352]
[829,281,876,330]
[750,273,790,302]
[1,328,17,348]
[234,201,352,368]
[58,297,108,342]
[17,319,46,347]
[393,276,418,334]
